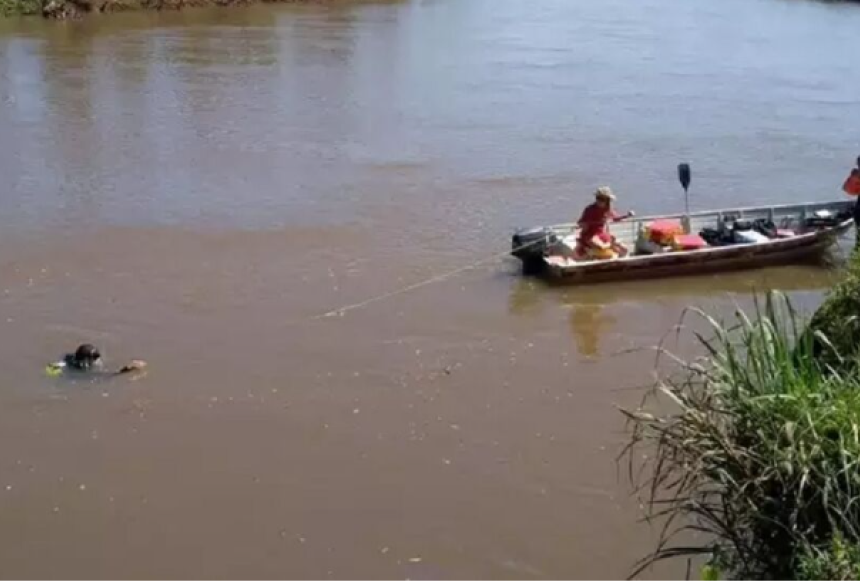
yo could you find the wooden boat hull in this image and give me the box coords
[512,200,854,285]
[545,223,849,284]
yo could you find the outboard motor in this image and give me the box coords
[512,227,553,274]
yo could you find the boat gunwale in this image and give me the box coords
[542,199,854,233]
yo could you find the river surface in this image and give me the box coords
[1,0,859,578]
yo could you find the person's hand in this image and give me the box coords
[119,360,148,374]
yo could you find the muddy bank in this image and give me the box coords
[2,0,377,19]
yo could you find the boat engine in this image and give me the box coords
[512,227,554,272]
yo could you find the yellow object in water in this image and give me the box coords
[45,363,63,377]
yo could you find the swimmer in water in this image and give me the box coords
[47,344,147,377]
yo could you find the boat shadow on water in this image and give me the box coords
[506,248,848,359]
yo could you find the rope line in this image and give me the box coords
[297,240,542,324]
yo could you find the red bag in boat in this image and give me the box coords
[672,234,708,251]
[646,220,684,245]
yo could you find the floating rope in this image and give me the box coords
[296,239,543,324]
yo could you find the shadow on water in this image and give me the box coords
[508,258,844,358]
[567,302,616,359]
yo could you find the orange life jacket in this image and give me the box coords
[844,172,860,197]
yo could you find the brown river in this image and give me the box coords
[1,0,859,578]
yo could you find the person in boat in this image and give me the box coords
[575,186,635,259]
[46,344,147,378]
[843,159,860,248]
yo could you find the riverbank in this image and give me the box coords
[624,253,860,579]
[0,0,362,19]
[0,0,37,16]
[3,0,854,20]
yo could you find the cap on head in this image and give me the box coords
[594,186,616,202]
[74,344,101,366]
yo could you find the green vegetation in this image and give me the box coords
[0,0,40,16]
[797,534,860,580]
[808,253,860,374]
[622,274,860,579]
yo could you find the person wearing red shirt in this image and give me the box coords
[843,157,860,249]
[576,186,634,259]
[844,168,860,197]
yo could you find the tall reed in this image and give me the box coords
[622,292,860,579]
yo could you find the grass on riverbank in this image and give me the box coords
[0,0,40,15]
[622,283,860,579]
[808,251,860,374]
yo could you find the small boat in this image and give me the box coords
[511,200,854,284]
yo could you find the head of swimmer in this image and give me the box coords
[65,344,103,371]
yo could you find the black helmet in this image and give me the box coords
[71,344,101,370]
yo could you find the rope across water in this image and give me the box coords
[293,240,542,324]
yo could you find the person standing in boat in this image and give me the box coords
[575,186,634,259]
[844,157,860,248]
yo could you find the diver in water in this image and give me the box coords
[47,344,147,377]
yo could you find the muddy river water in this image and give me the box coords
[1,0,859,578]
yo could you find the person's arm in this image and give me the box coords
[610,210,635,222]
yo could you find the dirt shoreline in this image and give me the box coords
[1,0,336,19]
